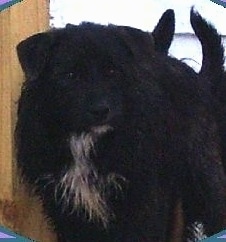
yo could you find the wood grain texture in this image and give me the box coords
[0,1,56,241]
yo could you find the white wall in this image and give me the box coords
[170,35,226,72]
[49,0,226,71]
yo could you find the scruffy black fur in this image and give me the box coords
[191,8,226,176]
[182,9,226,241]
[16,9,226,242]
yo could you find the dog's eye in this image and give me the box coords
[65,72,75,79]
[57,72,76,80]
[109,69,115,74]
[56,72,78,87]
[105,68,117,77]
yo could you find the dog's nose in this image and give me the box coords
[89,103,111,122]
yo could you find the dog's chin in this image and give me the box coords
[90,124,114,142]
[55,124,126,227]
[69,124,114,161]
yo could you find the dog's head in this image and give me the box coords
[17,8,175,150]
[16,10,176,226]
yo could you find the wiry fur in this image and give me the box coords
[190,7,225,91]
[187,222,207,242]
[191,9,226,176]
[184,9,226,241]
[15,9,226,242]
[56,125,126,227]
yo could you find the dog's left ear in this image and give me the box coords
[17,32,54,80]
[152,9,175,54]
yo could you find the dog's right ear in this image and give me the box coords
[152,9,175,54]
[17,33,54,80]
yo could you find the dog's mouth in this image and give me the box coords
[70,124,113,161]
[55,124,127,227]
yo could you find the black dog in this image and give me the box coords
[15,8,226,242]
[191,8,226,175]
[182,8,226,241]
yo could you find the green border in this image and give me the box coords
[202,229,226,241]
[209,0,226,7]
[0,226,34,241]
[0,0,23,12]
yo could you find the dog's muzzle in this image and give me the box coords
[55,125,126,227]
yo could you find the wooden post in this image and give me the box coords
[0,1,56,241]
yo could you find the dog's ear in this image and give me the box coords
[17,33,54,80]
[152,9,175,54]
